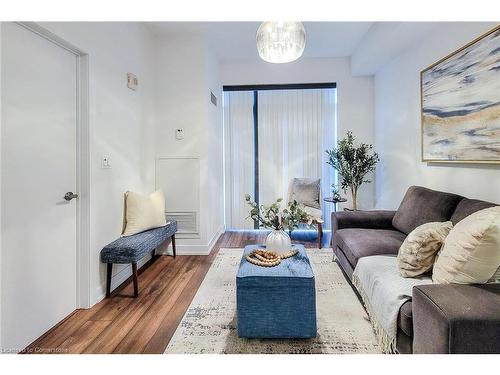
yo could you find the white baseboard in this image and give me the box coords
[208,225,224,251]
[174,225,224,255]
[173,245,211,255]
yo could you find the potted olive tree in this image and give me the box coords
[326,131,379,210]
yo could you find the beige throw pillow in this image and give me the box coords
[122,190,167,236]
[397,221,453,278]
[433,206,500,284]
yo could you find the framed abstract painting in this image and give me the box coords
[421,25,500,163]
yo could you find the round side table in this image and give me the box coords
[324,197,348,249]
[323,197,347,212]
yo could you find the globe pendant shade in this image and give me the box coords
[256,22,306,64]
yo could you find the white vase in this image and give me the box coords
[265,229,292,252]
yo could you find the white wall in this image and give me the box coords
[153,34,224,253]
[0,23,3,349]
[374,22,500,209]
[206,49,224,242]
[32,22,157,304]
[0,22,224,318]
[221,57,376,210]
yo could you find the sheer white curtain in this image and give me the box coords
[223,91,255,229]
[224,88,337,229]
[258,89,337,228]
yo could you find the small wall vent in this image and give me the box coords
[166,212,198,235]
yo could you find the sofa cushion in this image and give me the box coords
[397,221,453,278]
[336,228,407,267]
[433,207,500,284]
[398,300,413,337]
[392,186,463,235]
[450,198,498,225]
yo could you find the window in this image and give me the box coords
[223,84,337,230]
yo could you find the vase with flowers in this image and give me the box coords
[245,194,309,252]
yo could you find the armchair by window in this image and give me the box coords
[287,178,324,248]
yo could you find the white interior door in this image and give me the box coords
[1,22,78,351]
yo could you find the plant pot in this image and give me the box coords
[265,229,292,252]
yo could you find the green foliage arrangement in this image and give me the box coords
[326,131,379,210]
[244,194,309,231]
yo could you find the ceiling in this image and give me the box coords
[146,22,374,62]
[146,22,442,74]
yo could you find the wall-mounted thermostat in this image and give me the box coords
[175,128,185,140]
[127,73,138,91]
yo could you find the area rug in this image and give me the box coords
[165,248,380,354]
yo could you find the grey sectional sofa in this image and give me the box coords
[331,185,500,353]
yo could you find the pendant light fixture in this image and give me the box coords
[256,22,306,63]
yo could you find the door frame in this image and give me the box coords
[17,22,92,309]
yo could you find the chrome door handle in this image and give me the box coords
[64,192,79,201]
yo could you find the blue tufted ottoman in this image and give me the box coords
[236,244,317,339]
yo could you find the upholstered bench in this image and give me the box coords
[236,244,317,338]
[100,221,177,297]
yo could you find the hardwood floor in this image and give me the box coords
[24,229,331,354]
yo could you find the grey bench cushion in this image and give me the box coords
[101,221,177,264]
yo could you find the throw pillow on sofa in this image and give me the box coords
[397,221,453,277]
[433,206,500,284]
[122,190,167,236]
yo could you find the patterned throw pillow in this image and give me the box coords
[433,207,500,284]
[397,221,453,278]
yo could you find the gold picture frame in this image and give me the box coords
[420,24,500,164]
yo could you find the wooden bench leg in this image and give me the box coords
[171,234,176,258]
[317,222,323,249]
[132,262,139,297]
[106,263,113,297]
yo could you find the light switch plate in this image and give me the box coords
[101,155,112,169]
[175,128,185,140]
[127,73,138,91]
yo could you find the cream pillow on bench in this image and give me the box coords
[122,190,167,236]
[397,221,453,278]
[433,206,500,284]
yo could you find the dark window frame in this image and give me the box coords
[223,82,336,92]
[252,90,259,229]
